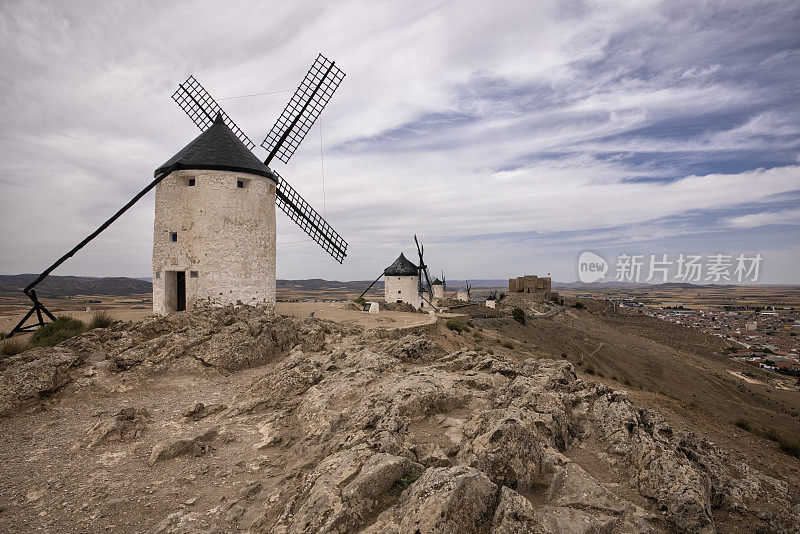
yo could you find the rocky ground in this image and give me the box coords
[0,306,798,533]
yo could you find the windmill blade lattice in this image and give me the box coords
[262,54,345,165]
[172,76,256,150]
[414,234,434,294]
[275,171,348,264]
[170,67,349,265]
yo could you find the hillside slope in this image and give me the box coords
[0,274,151,297]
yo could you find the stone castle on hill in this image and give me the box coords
[508,275,551,293]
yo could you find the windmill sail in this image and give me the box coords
[171,65,349,264]
[172,76,256,150]
[262,54,345,165]
[275,171,348,264]
[414,234,433,294]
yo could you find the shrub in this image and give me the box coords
[499,293,506,301]
[733,420,799,459]
[512,307,526,325]
[779,437,800,458]
[571,301,585,309]
[584,364,596,375]
[0,332,6,341]
[354,297,366,306]
[30,316,87,348]
[446,319,466,333]
[466,320,474,328]
[501,341,514,349]
[762,427,781,442]
[389,471,422,496]
[1,337,29,357]
[89,310,114,329]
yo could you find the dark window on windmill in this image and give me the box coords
[237,180,244,189]
[188,178,195,186]
[170,232,178,242]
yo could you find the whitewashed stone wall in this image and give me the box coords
[152,169,276,315]
[384,275,424,308]
[432,285,444,300]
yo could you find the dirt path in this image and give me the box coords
[275,302,435,330]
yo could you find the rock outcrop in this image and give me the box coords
[1,307,797,533]
[0,307,357,416]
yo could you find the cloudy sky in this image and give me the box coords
[1,0,799,283]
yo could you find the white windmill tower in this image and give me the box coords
[6,56,348,335]
[382,253,422,308]
[153,54,349,314]
[357,235,437,310]
[457,282,472,302]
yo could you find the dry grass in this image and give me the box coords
[30,316,87,348]
[0,337,28,357]
[88,310,114,329]
[734,418,799,458]
[446,319,466,333]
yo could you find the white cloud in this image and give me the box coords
[724,207,800,228]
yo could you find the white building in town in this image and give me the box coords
[152,115,277,315]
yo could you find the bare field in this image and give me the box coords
[557,283,800,311]
[0,293,153,336]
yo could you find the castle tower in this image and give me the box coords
[383,253,423,308]
[152,114,277,315]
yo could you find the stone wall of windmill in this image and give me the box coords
[152,169,276,315]
[432,280,444,301]
[384,275,426,308]
[383,253,430,309]
[508,275,551,294]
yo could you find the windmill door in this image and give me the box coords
[176,271,186,311]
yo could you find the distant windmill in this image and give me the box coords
[357,235,436,309]
[431,270,446,301]
[457,281,472,302]
[8,54,348,335]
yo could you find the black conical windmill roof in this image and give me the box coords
[384,253,419,276]
[155,113,277,181]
